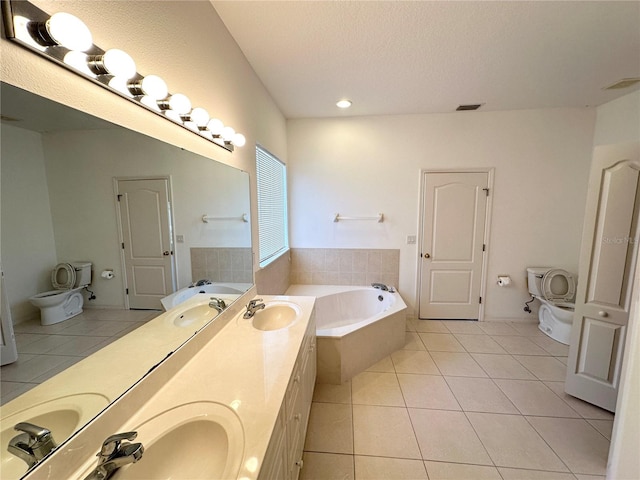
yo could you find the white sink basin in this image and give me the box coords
[0,393,110,480]
[105,402,244,480]
[170,302,220,328]
[251,302,302,331]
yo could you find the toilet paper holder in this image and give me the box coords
[101,270,115,279]
[497,275,511,287]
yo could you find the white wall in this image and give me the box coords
[0,0,287,286]
[287,108,596,318]
[594,90,640,147]
[1,125,58,322]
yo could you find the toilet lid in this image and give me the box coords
[51,263,76,290]
[542,268,575,302]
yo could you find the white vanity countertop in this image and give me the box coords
[72,294,316,480]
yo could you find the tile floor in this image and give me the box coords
[1,309,159,405]
[301,319,613,480]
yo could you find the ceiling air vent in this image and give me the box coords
[604,78,640,90]
[456,104,483,111]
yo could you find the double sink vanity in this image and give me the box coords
[2,289,317,480]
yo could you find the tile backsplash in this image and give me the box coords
[290,248,399,287]
[190,247,253,283]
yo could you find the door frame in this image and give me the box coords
[113,175,178,309]
[416,168,495,321]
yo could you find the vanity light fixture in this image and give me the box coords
[336,99,352,109]
[1,0,246,152]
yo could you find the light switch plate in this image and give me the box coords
[176,235,184,243]
[407,235,416,244]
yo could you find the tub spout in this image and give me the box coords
[371,283,389,291]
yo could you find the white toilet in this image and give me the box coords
[29,262,92,325]
[527,267,576,345]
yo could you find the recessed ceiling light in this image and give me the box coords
[336,99,352,109]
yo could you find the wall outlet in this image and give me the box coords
[176,234,184,243]
[406,235,417,245]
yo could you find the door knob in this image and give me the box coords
[424,253,431,259]
[598,311,609,318]
[163,251,170,256]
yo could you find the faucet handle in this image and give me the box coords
[14,422,54,444]
[248,298,263,308]
[99,432,138,459]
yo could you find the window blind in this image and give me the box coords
[256,145,288,266]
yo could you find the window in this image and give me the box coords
[256,145,288,267]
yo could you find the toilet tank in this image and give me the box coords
[72,262,92,287]
[527,267,550,296]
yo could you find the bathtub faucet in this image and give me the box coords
[7,422,58,469]
[209,297,226,313]
[191,279,212,287]
[244,299,266,319]
[84,432,144,480]
[371,283,389,291]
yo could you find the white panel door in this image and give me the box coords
[117,178,175,310]
[419,172,488,319]
[565,142,640,412]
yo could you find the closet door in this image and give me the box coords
[565,142,640,412]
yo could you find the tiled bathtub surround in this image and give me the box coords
[190,247,252,283]
[290,248,400,287]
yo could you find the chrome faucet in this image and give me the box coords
[371,282,389,291]
[84,432,144,480]
[244,298,266,319]
[208,297,227,313]
[7,422,58,469]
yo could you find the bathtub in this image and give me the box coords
[161,282,252,310]
[285,285,407,384]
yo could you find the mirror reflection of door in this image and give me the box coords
[565,142,640,412]
[116,178,176,310]
[419,171,489,320]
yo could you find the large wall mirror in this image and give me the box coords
[0,82,253,479]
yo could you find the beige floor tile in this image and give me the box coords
[477,322,520,336]
[409,409,492,465]
[391,350,440,375]
[467,412,568,471]
[19,334,75,354]
[556,357,568,365]
[543,382,614,420]
[353,405,421,459]
[442,321,484,334]
[304,402,353,454]
[527,416,609,475]
[300,452,354,480]
[498,467,576,480]
[514,356,568,381]
[31,357,84,383]
[397,374,460,410]
[412,319,449,333]
[418,333,465,352]
[0,354,78,382]
[587,419,614,440]
[425,461,502,480]
[492,336,550,355]
[445,376,519,414]
[1,382,37,404]
[429,352,487,377]
[313,381,352,404]
[494,379,580,417]
[574,475,606,480]
[528,335,571,357]
[403,331,426,351]
[352,371,405,407]
[355,456,427,479]
[509,322,547,337]
[365,355,395,373]
[454,334,507,354]
[45,335,110,356]
[471,353,537,380]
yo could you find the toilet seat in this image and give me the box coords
[51,263,76,290]
[541,268,575,302]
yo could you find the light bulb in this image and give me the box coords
[336,99,352,109]
[108,77,134,97]
[189,108,210,127]
[207,119,224,136]
[221,126,235,142]
[164,110,183,123]
[45,12,93,51]
[232,133,246,147]
[159,93,191,114]
[139,95,161,112]
[128,75,168,100]
[200,130,214,141]
[88,49,136,78]
[63,51,95,77]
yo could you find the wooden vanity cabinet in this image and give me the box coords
[259,311,316,480]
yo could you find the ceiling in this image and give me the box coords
[213,1,640,119]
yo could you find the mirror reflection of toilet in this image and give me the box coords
[527,267,576,345]
[29,262,92,325]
